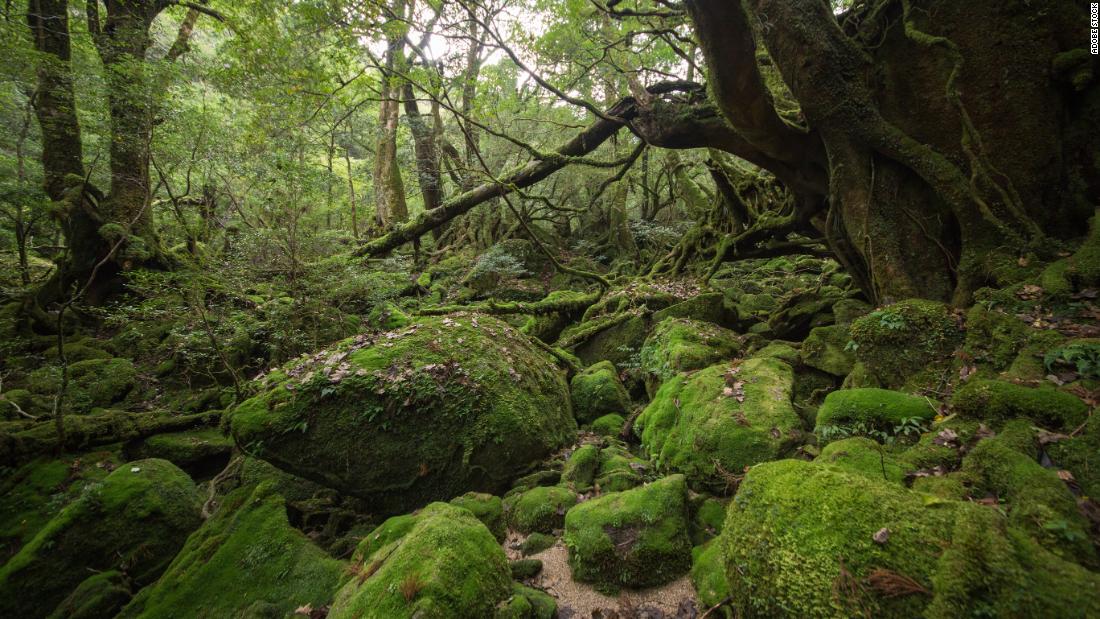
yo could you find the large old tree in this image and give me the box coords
[360,0,1098,305]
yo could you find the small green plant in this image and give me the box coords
[870,309,907,331]
[1044,342,1100,380]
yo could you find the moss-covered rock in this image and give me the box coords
[123,427,233,475]
[118,483,344,618]
[48,570,131,619]
[832,298,871,326]
[962,433,1096,565]
[651,292,735,327]
[950,379,1088,430]
[817,437,905,483]
[0,452,122,556]
[690,495,728,545]
[849,300,962,389]
[519,532,556,556]
[494,583,556,619]
[691,540,731,617]
[561,444,600,492]
[26,358,138,414]
[800,325,855,377]
[566,314,648,367]
[503,485,577,534]
[640,318,742,395]
[589,413,625,437]
[450,492,506,541]
[564,475,692,591]
[722,458,1100,618]
[635,358,802,490]
[815,388,936,443]
[230,316,576,514]
[962,304,1033,372]
[594,444,647,492]
[570,361,631,423]
[750,340,799,364]
[329,502,512,618]
[0,459,200,618]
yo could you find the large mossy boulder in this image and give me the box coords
[230,316,576,514]
[722,459,1100,618]
[634,358,802,490]
[848,300,962,389]
[563,475,691,590]
[950,378,1088,430]
[0,459,201,618]
[814,388,936,443]
[640,317,742,395]
[118,484,345,618]
[570,360,631,423]
[329,502,512,618]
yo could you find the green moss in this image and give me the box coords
[963,305,1032,371]
[564,313,648,367]
[640,318,742,394]
[911,474,969,500]
[750,341,799,364]
[962,434,1095,565]
[849,299,962,389]
[450,492,506,541]
[509,558,543,579]
[365,301,413,330]
[561,444,600,492]
[26,358,138,414]
[119,481,343,618]
[635,358,802,491]
[832,299,871,326]
[237,456,327,503]
[594,444,647,492]
[329,502,511,619]
[950,379,1087,429]
[818,437,905,483]
[229,316,576,514]
[690,495,728,545]
[800,325,855,377]
[651,292,735,326]
[564,475,691,590]
[503,486,577,534]
[815,388,936,443]
[519,532,556,556]
[569,361,631,424]
[722,458,1100,618]
[495,583,556,619]
[691,541,731,617]
[0,459,200,617]
[124,427,232,470]
[589,413,625,437]
[48,570,130,619]
[1047,414,1100,499]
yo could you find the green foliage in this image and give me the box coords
[1043,340,1100,379]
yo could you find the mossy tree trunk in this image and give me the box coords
[371,1,410,230]
[685,0,1098,304]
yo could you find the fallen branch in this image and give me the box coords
[418,291,600,316]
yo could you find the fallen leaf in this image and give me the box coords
[873,527,890,544]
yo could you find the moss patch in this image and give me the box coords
[815,388,936,443]
[640,318,742,395]
[561,444,600,492]
[450,492,506,541]
[849,300,962,389]
[801,325,856,377]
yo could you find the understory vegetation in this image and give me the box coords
[1,0,1099,617]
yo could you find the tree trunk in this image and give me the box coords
[371,6,409,229]
[686,0,1098,304]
